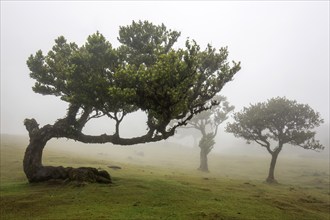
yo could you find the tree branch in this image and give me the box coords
[24,118,40,137]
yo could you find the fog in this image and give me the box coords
[1,1,329,157]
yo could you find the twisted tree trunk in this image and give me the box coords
[22,102,180,184]
[23,118,112,184]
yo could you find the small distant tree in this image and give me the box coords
[187,95,234,172]
[226,97,324,183]
[24,20,241,183]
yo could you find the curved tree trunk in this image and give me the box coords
[23,133,50,182]
[22,101,181,184]
[198,149,209,172]
[266,151,280,184]
[23,119,112,184]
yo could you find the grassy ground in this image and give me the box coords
[0,134,329,219]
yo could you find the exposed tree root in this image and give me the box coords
[29,166,112,184]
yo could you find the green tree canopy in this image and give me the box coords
[27,21,240,142]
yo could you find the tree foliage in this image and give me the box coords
[26,20,241,144]
[226,97,324,152]
[226,97,324,183]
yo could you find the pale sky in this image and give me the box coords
[1,1,329,138]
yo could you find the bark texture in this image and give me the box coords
[23,118,112,184]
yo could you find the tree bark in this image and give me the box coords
[266,151,280,184]
[22,101,186,184]
[23,133,50,182]
[198,148,209,172]
[23,119,112,184]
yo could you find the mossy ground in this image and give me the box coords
[1,135,329,219]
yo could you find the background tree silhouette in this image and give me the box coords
[185,95,234,172]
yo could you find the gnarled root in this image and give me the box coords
[30,166,112,184]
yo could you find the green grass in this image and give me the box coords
[1,134,329,219]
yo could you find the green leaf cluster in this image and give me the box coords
[27,20,240,133]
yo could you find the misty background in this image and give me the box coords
[1,1,329,158]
